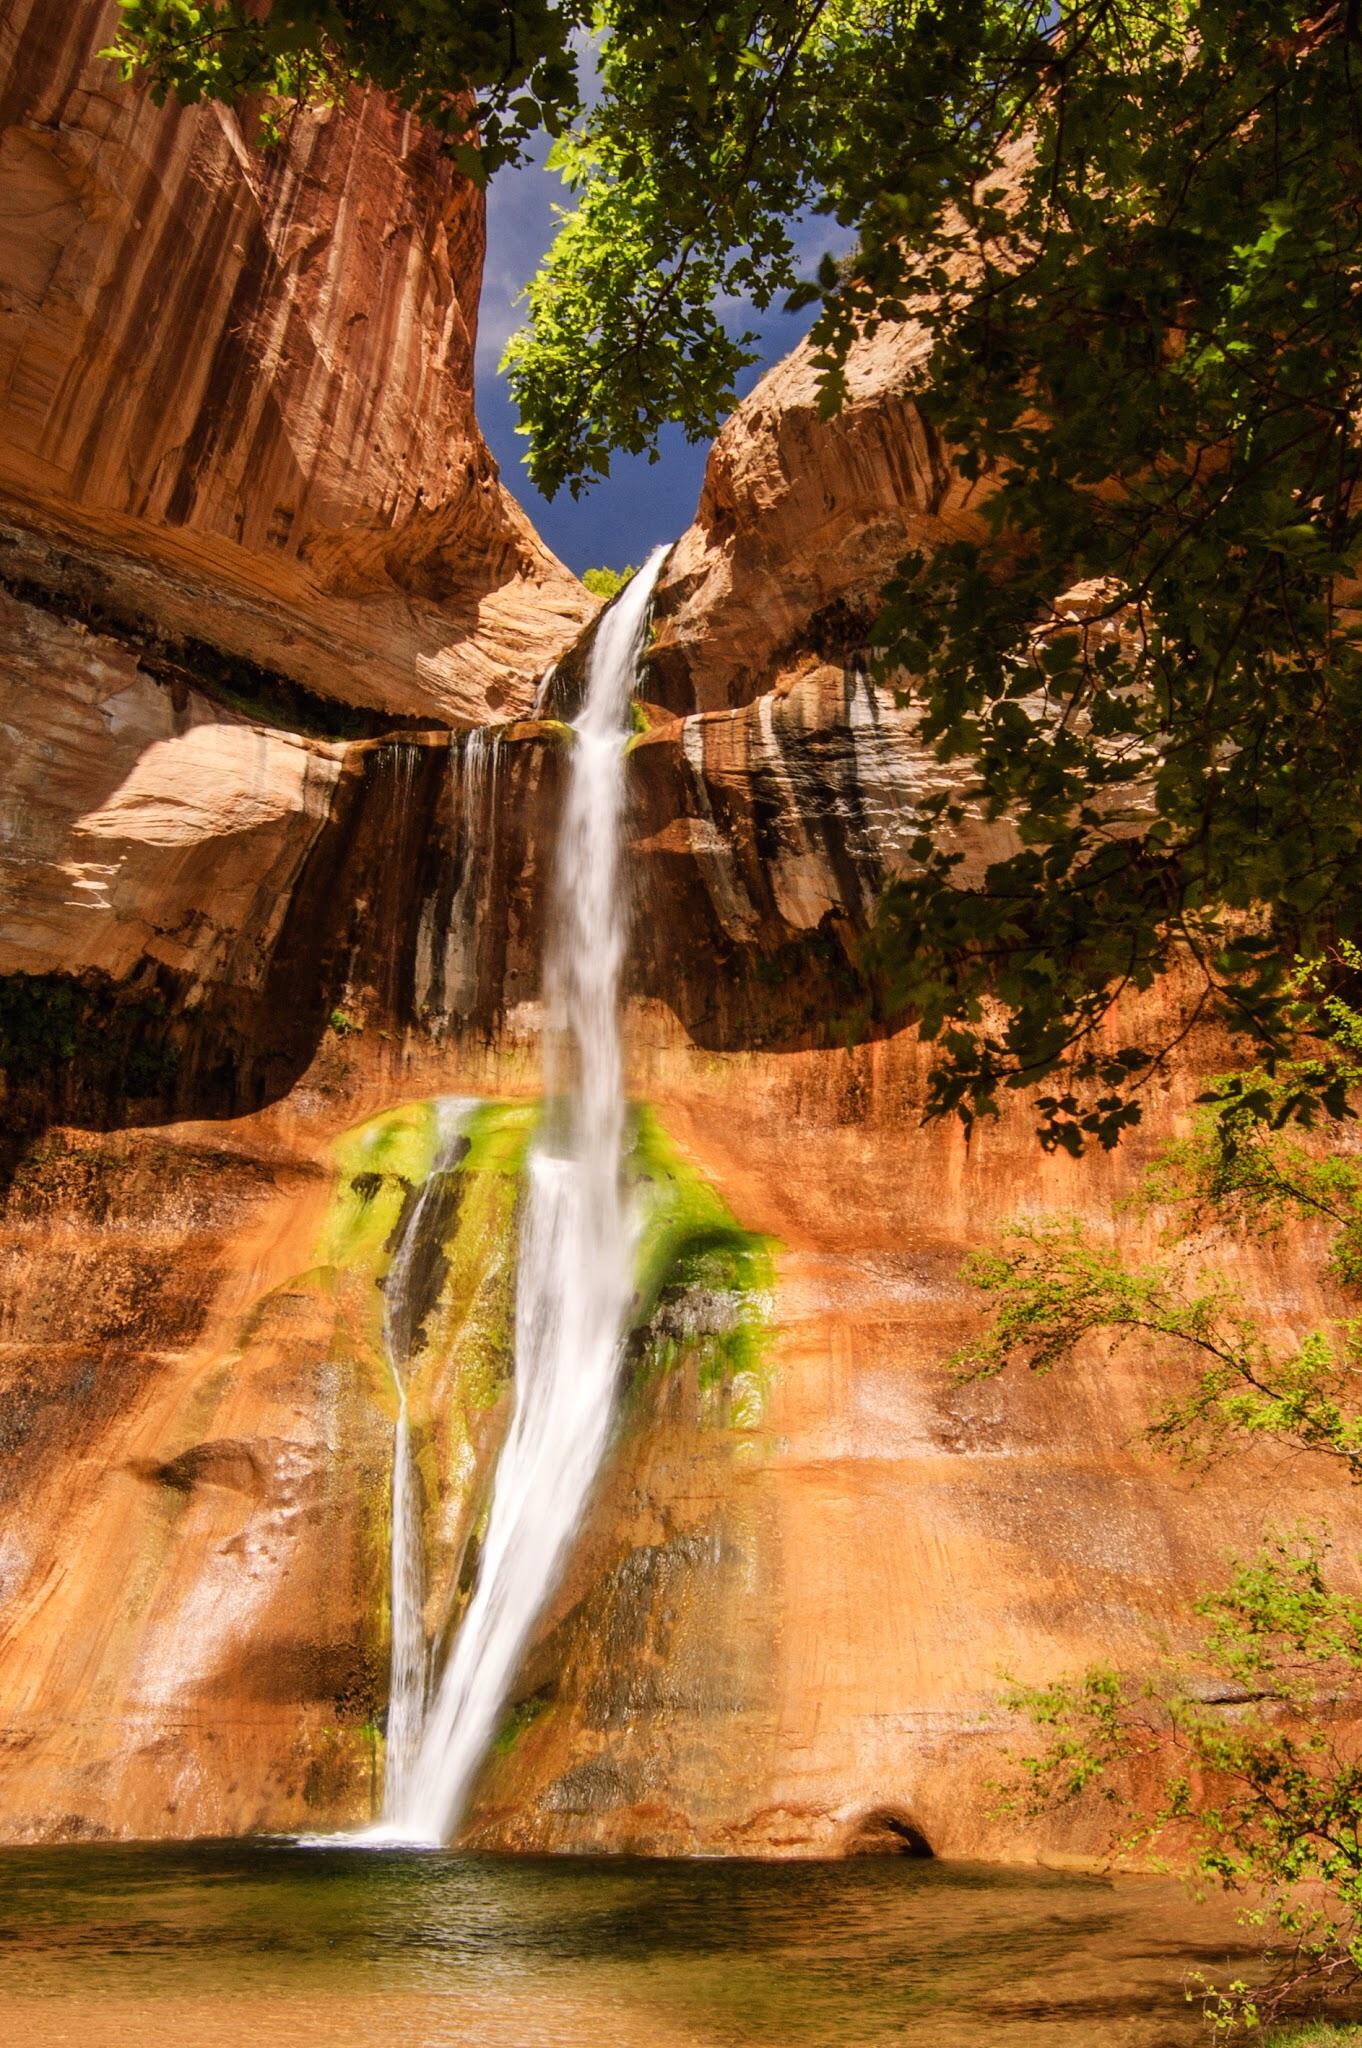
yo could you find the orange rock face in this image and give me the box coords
[650,314,981,714]
[2,1001,1357,1858]
[0,588,343,991]
[0,0,593,719]
[0,1108,373,1840]
[2,571,1353,1858]
[1,649,1358,1856]
[469,1003,1362,1861]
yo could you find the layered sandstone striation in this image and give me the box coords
[649,313,978,714]
[0,589,342,991]
[0,613,1012,1136]
[0,576,566,1154]
[0,0,592,720]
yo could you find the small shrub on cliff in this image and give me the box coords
[964,969,1362,2030]
[999,1537,1362,2033]
[582,564,636,600]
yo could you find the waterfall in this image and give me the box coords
[441,724,502,1019]
[458,724,501,826]
[378,1097,474,1820]
[389,546,669,1846]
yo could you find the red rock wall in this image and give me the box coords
[3,995,1356,1859]
[0,0,593,719]
[473,1000,1362,1862]
[650,315,979,714]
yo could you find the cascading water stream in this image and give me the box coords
[378,1096,474,1821]
[384,546,668,1846]
[458,724,501,833]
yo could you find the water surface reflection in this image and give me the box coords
[0,1842,1261,2046]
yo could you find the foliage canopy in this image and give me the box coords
[111,1,1362,1149]
[105,1,589,174]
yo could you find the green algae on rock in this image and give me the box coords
[307,1100,538,1753]
[320,1103,442,1284]
[627,1105,776,1429]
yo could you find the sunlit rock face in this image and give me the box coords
[625,662,1021,1048]
[649,313,982,716]
[0,1110,378,1841]
[0,0,592,720]
[4,997,1354,1858]
[0,590,342,990]
[0,586,563,1151]
[4,657,1360,1859]
[0,1087,525,1844]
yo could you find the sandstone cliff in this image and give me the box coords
[649,313,978,714]
[2,674,1357,1857]
[0,0,592,721]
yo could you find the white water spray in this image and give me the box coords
[378,1097,474,1821]
[388,547,668,1845]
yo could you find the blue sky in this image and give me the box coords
[475,143,831,577]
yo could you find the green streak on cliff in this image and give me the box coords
[628,1106,776,1425]
[402,1100,536,1639]
[492,1685,553,1756]
[408,1100,536,1425]
[318,1101,441,1282]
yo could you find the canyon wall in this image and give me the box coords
[648,311,978,714]
[2,11,1358,1860]
[0,0,592,720]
